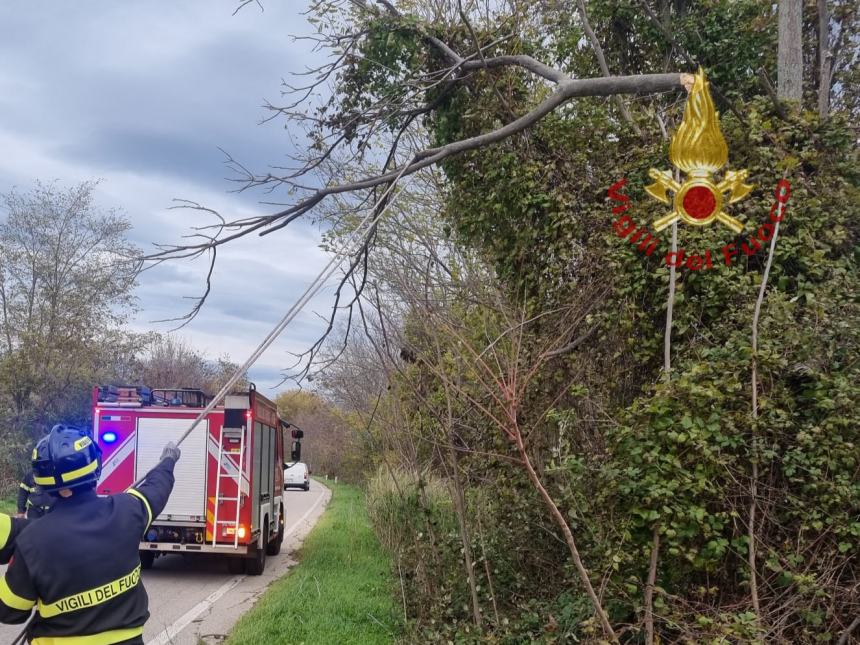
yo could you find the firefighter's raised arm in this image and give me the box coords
[0,547,36,624]
[126,442,180,533]
[0,514,32,565]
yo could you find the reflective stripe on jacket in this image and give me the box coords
[0,513,30,564]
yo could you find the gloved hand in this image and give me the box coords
[160,441,181,463]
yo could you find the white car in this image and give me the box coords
[284,462,309,491]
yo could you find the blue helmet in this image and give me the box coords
[32,424,102,494]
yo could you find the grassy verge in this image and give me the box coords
[0,497,17,515]
[227,479,401,645]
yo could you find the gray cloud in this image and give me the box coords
[0,1,337,393]
[56,129,231,187]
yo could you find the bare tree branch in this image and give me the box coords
[144,0,688,382]
[233,0,263,16]
[575,0,643,136]
[144,73,685,264]
[543,323,599,359]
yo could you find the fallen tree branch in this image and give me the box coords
[145,72,687,263]
[837,614,860,645]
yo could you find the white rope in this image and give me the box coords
[130,166,413,485]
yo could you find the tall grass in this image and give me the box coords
[365,467,455,553]
[227,480,401,645]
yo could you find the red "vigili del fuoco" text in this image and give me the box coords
[607,178,791,270]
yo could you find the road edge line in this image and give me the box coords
[144,484,329,645]
[146,575,244,645]
[283,485,329,538]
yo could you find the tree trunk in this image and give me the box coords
[644,528,661,645]
[778,0,803,101]
[817,0,831,119]
[514,430,619,643]
[448,443,483,629]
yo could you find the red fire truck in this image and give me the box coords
[93,384,288,575]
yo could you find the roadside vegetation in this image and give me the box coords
[280,1,859,641]
[0,498,16,515]
[227,480,401,645]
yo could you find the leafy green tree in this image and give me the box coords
[275,389,366,482]
[136,334,247,394]
[0,181,141,488]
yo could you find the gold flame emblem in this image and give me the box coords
[646,69,752,233]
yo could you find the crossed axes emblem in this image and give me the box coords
[646,168,753,234]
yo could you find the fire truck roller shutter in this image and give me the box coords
[252,422,262,531]
[262,423,274,541]
[261,423,273,500]
[135,417,209,519]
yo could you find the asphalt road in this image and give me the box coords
[0,479,331,645]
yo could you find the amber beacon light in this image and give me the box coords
[646,69,753,234]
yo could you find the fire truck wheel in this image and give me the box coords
[139,551,155,570]
[246,520,268,576]
[266,506,284,556]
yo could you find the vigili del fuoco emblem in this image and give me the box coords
[646,68,753,234]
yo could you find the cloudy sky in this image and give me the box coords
[0,2,339,393]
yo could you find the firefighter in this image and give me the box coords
[16,469,53,519]
[0,424,180,644]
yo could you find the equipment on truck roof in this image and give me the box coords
[96,385,212,408]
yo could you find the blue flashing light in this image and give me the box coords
[102,431,118,444]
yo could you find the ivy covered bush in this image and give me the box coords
[314,0,859,641]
